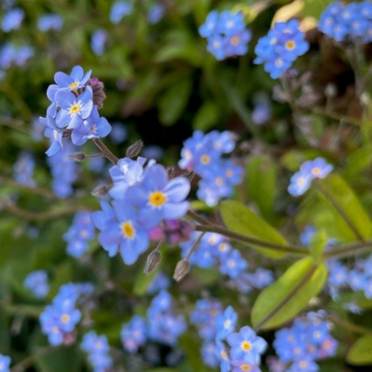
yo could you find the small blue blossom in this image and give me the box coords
[81,331,113,372]
[216,306,238,341]
[147,272,170,294]
[227,326,267,365]
[300,225,316,246]
[24,270,49,299]
[13,152,36,187]
[201,342,219,368]
[148,4,166,24]
[64,211,94,258]
[199,11,251,60]
[252,94,272,125]
[219,249,248,279]
[288,157,333,197]
[254,19,309,79]
[0,355,11,372]
[0,43,33,69]
[91,29,107,56]
[1,8,24,32]
[110,122,127,143]
[121,315,147,352]
[37,14,63,32]
[110,0,133,24]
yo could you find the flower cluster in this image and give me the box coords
[47,142,78,198]
[1,7,24,32]
[180,232,248,279]
[40,65,111,157]
[93,158,190,265]
[273,312,338,371]
[0,42,33,76]
[288,157,333,197]
[0,354,11,372]
[37,13,63,32]
[24,270,49,299]
[13,152,36,187]
[179,130,243,206]
[150,219,193,246]
[81,331,113,372]
[193,304,267,371]
[319,1,372,43]
[199,11,251,60]
[64,211,95,258]
[121,290,186,352]
[254,20,309,79]
[40,283,93,346]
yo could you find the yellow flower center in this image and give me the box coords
[230,35,241,46]
[121,221,136,239]
[61,314,70,324]
[311,167,321,177]
[69,81,79,91]
[200,154,211,165]
[241,340,252,352]
[299,360,309,369]
[69,102,81,115]
[285,40,296,50]
[297,176,306,186]
[240,364,252,372]
[148,191,167,207]
[220,350,228,360]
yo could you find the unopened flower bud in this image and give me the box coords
[88,77,106,108]
[126,139,144,158]
[144,249,161,274]
[91,183,110,198]
[69,152,86,162]
[173,259,190,282]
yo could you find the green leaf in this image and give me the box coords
[193,101,219,131]
[309,230,328,262]
[319,174,372,240]
[303,0,333,18]
[245,155,278,221]
[35,345,82,372]
[158,77,192,126]
[251,257,328,330]
[133,269,159,296]
[347,335,372,365]
[220,200,287,258]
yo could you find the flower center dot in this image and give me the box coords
[148,191,167,207]
[121,221,136,239]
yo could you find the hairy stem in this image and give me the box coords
[92,138,118,164]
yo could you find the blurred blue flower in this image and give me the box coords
[24,270,49,299]
[37,14,63,32]
[13,152,36,187]
[1,8,24,32]
[81,331,113,372]
[110,0,133,24]
[121,315,147,352]
[219,249,248,279]
[199,11,251,60]
[216,306,238,341]
[148,3,165,24]
[0,355,11,372]
[91,29,107,56]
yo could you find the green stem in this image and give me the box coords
[329,314,372,335]
[92,138,118,164]
[11,346,54,372]
[194,224,306,255]
[325,241,372,260]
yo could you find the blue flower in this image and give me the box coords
[201,342,219,367]
[53,65,92,92]
[91,29,107,56]
[219,249,248,279]
[108,157,149,199]
[110,122,127,143]
[252,95,272,125]
[147,272,170,294]
[92,200,151,264]
[55,87,94,129]
[71,107,111,145]
[199,11,251,60]
[13,152,36,187]
[110,0,133,24]
[227,326,267,365]
[0,43,33,69]
[37,14,63,32]
[1,8,24,32]
[24,270,49,299]
[300,225,316,246]
[64,211,94,258]
[126,164,190,224]
[288,358,319,372]
[254,19,309,79]
[288,170,312,197]
[301,157,333,180]
[0,354,11,372]
[121,315,147,352]
[216,306,238,341]
[148,4,166,24]
[81,331,113,372]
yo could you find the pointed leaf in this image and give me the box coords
[251,257,328,330]
[347,335,372,365]
[220,200,287,258]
